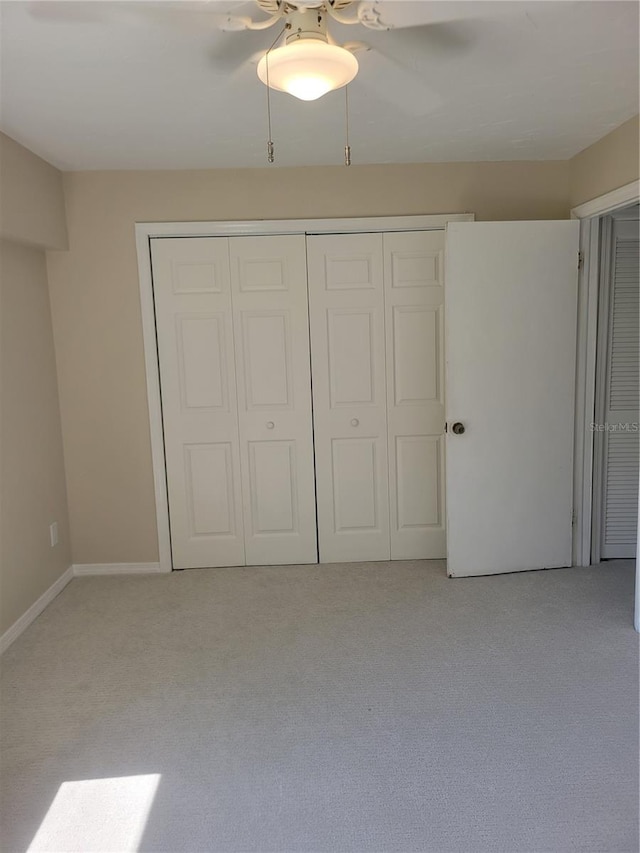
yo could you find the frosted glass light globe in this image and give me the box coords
[257,40,358,101]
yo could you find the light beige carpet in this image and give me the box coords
[1,560,638,852]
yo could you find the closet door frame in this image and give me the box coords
[136,214,474,571]
[591,215,614,563]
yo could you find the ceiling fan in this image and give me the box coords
[211,0,476,101]
[25,1,525,116]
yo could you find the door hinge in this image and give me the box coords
[577,251,584,271]
[571,509,577,527]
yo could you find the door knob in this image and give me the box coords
[266,421,275,429]
[351,418,359,427]
[451,422,465,435]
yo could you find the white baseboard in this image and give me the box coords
[72,562,166,576]
[0,566,74,654]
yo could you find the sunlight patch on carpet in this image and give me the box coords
[27,773,161,852]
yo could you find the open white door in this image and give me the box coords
[445,221,580,577]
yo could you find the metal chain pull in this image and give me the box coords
[266,51,274,163]
[264,26,286,164]
[344,84,351,166]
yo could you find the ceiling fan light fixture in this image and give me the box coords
[257,39,358,101]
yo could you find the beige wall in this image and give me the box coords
[0,240,71,635]
[0,133,68,250]
[0,134,71,637]
[569,114,639,208]
[0,115,634,611]
[47,161,570,564]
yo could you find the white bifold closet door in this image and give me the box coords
[228,236,317,565]
[152,237,245,569]
[151,235,317,569]
[307,233,390,562]
[601,218,639,558]
[384,232,446,559]
[307,231,446,563]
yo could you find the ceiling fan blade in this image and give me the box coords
[124,1,261,34]
[352,46,443,118]
[26,1,108,24]
[357,0,532,30]
[207,27,271,72]
[362,21,477,64]
[26,1,261,31]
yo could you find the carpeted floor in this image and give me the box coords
[0,560,638,852]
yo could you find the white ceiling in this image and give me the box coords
[0,0,638,170]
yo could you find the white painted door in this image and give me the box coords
[229,236,317,565]
[151,237,245,569]
[445,221,580,577]
[601,218,639,558]
[307,233,390,562]
[384,231,446,559]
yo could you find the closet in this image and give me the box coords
[151,229,446,569]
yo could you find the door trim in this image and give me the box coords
[590,216,614,563]
[136,214,474,571]
[572,216,601,568]
[570,180,640,220]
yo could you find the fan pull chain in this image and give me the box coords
[264,25,287,164]
[265,53,274,163]
[344,85,351,166]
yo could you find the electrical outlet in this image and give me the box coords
[49,522,59,548]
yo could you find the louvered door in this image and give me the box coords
[601,218,639,558]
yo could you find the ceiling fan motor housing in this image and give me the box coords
[284,8,330,45]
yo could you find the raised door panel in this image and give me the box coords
[184,443,237,536]
[327,308,376,407]
[332,438,380,532]
[392,306,440,405]
[229,235,317,566]
[307,233,390,563]
[395,435,442,528]
[248,440,298,535]
[151,237,245,569]
[384,231,446,560]
[176,315,229,410]
[241,311,293,409]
